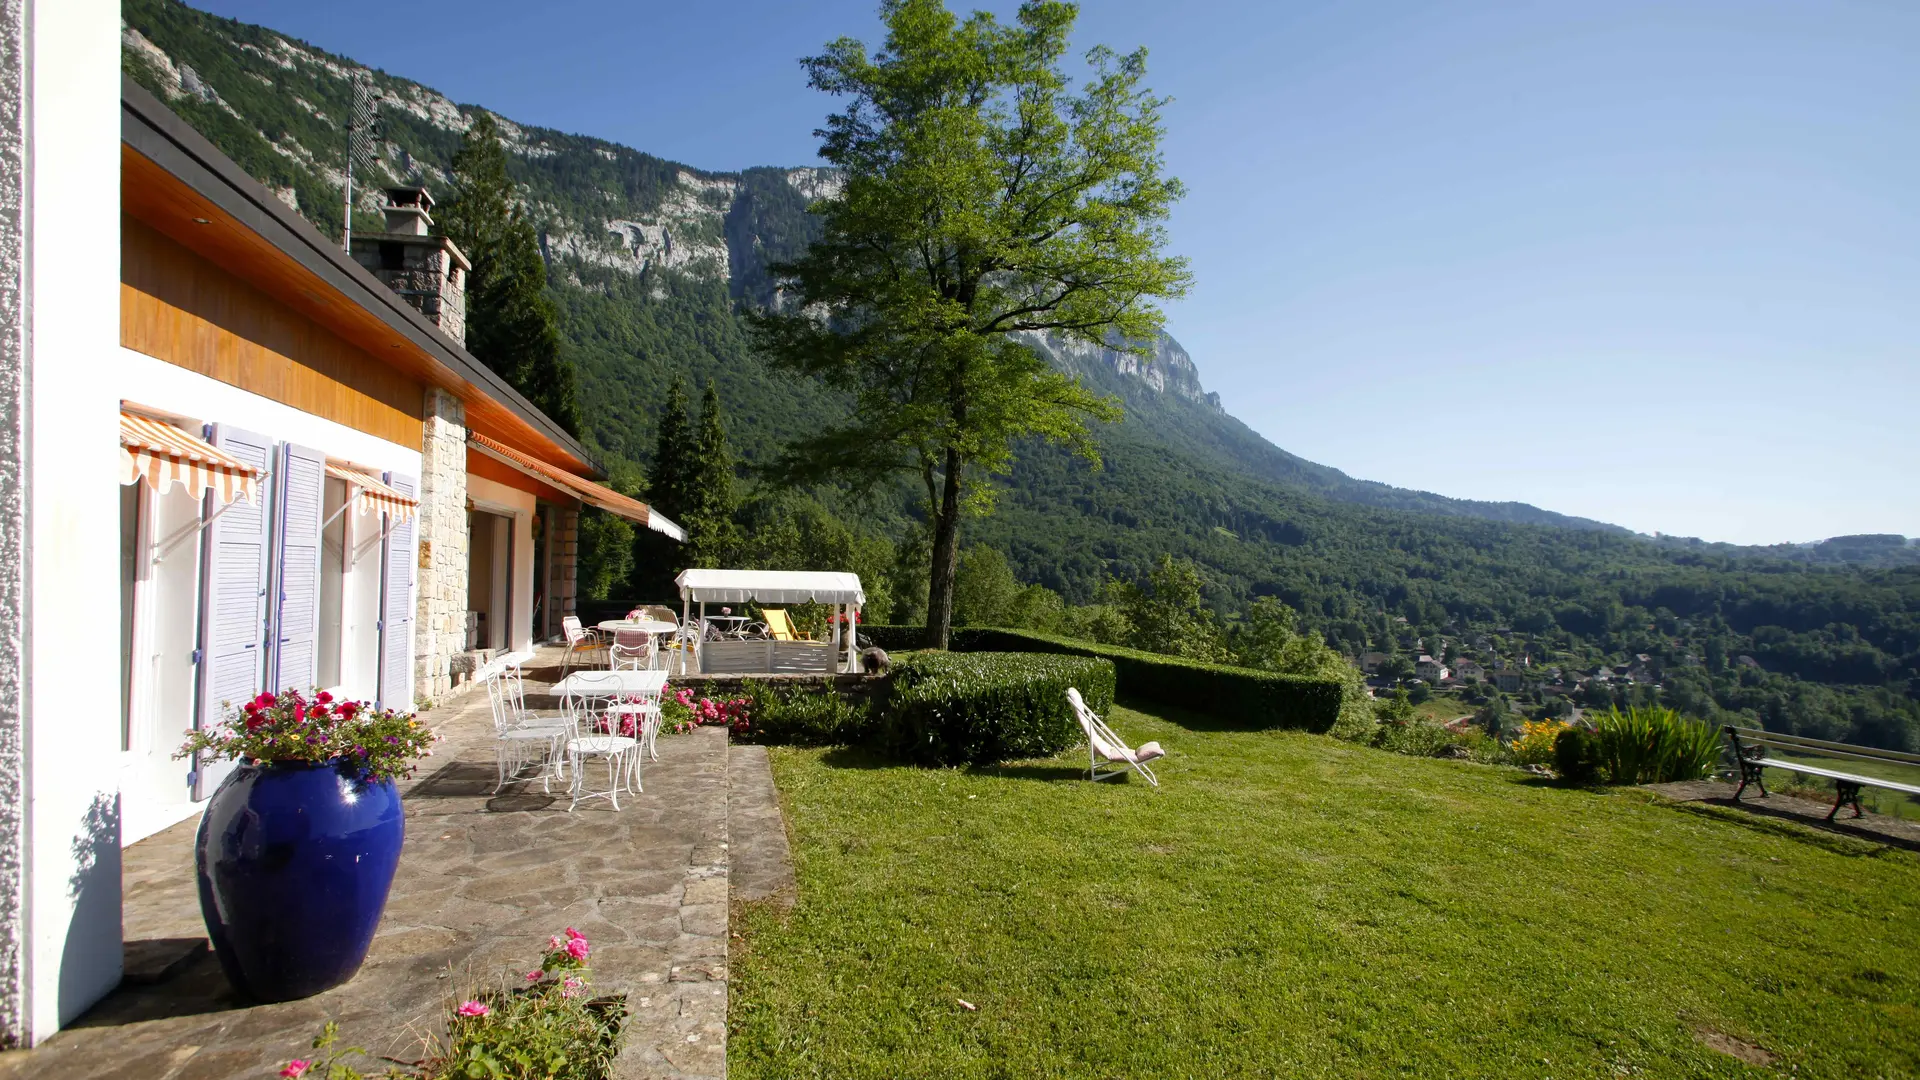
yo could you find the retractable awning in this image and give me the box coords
[467,432,685,541]
[325,462,418,524]
[119,411,261,506]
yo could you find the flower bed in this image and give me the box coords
[279,928,623,1079]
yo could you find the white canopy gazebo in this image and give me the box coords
[674,569,865,674]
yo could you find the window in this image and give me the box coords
[379,241,405,271]
[318,476,348,689]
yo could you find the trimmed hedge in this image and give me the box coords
[878,651,1116,767]
[862,625,1347,734]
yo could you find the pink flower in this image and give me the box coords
[562,976,585,998]
[566,936,590,962]
[547,934,563,951]
[456,1000,490,1018]
[253,692,277,709]
[280,1061,311,1079]
[526,969,544,982]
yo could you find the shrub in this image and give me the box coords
[862,626,1347,734]
[1591,706,1722,784]
[1372,719,1459,758]
[1553,726,1601,786]
[737,680,873,746]
[877,651,1116,767]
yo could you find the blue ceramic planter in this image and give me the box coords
[195,759,404,1002]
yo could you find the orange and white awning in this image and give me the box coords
[325,462,419,524]
[119,411,261,506]
[468,432,685,541]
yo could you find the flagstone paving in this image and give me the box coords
[0,652,787,1080]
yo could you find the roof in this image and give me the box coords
[675,569,866,606]
[469,433,683,540]
[119,77,601,477]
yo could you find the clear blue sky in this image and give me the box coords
[197,1,1919,545]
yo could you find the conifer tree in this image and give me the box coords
[647,376,695,520]
[685,381,740,567]
[437,112,581,435]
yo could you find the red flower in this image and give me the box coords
[293,703,307,724]
[315,690,333,704]
[252,692,277,709]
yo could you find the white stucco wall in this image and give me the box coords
[466,475,535,655]
[23,0,122,1042]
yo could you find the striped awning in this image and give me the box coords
[119,411,261,506]
[326,462,419,524]
[467,432,685,541]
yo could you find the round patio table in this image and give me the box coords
[596,619,678,637]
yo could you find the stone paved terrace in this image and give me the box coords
[0,648,791,1080]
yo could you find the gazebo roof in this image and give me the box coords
[674,569,865,606]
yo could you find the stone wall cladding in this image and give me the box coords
[413,387,469,703]
[553,507,579,628]
[0,0,26,1047]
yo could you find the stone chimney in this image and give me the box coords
[350,185,469,346]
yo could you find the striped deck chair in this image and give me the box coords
[1067,687,1164,786]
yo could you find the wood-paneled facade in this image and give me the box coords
[121,216,424,448]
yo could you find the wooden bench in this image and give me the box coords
[1722,725,1920,821]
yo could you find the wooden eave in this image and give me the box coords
[120,76,600,477]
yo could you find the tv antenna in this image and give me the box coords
[342,74,383,251]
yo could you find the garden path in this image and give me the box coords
[0,648,774,1080]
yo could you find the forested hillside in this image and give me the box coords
[120,0,1920,750]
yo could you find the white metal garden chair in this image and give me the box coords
[560,615,605,676]
[483,663,567,794]
[1067,687,1164,787]
[559,680,640,811]
[608,628,655,671]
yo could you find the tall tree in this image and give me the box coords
[647,376,696,520]
[685,381,741,568]
[749,0,1191,648]
[437,112,581,434]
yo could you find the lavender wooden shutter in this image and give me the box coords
[378,471,417,711]
[272,442,326,692]
[195,424,274,799]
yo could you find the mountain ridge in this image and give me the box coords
[119,0,1633,536]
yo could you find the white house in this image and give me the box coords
[0,16,680,1044]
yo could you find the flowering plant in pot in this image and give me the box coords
[178,689,438,1003]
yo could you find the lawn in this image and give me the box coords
[730,703,1920,1079]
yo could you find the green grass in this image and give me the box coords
[1413,694,1475,724]
[730,703,1920,1079]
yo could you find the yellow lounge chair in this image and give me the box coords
[760,607,809,642]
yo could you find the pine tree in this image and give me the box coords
[437,113,581,435]
[648,376,695,519]
[685,381,740,567]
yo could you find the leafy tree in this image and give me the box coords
[684,381,741,568]
[750,0,1191,648]
[1108,556,1229,662]
[736,493,900,623]
[1060,602,1132,645]
[437,113,581,434]
[1004,583,1067,633]
[952,546,1020,626]
[577,510,635,601]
